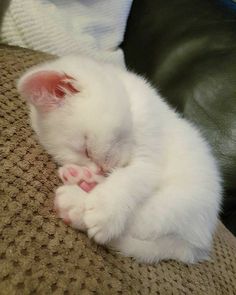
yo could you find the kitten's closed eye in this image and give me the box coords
[85,147,89,158]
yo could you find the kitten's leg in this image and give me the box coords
[54,185,88,231]
[119,180,219,265]
[84,161,218,249]
[110,236,209,264]
[84,162,159,244]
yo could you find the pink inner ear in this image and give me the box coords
[20,70,79,111]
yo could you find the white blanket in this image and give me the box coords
[1,0,133,67]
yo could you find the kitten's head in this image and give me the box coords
[17,56,133,172]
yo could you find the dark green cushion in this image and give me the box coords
[122,0,236,234]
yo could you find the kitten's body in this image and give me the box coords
[18,56,221,264]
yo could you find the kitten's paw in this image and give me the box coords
[59,164,105,192]
[58,164,84,185]
[84,191,123,244]
[59,164,103,184]
[54,185,87,231]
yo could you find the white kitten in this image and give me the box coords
[18,55,222,264]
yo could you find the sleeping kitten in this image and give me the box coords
[18,55,222,264]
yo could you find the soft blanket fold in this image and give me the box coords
[1,0,133,67]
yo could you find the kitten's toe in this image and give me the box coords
[84,192,121,244]
[54,185,87,231]
[62,212,72,225]
[58,164,84,185]
[81,167,104,184]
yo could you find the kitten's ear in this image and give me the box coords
[17,70,79,112]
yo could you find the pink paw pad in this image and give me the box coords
[58,164,82,185]
[58,164,106,192]
[80,181,97,192]
[68,167,78,177]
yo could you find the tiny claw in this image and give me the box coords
[63,174,68,182]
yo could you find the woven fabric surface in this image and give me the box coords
[1,0,133,66]
[0,45,236,295]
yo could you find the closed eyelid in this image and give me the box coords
[85,146,91,158]
[84,135,91,157]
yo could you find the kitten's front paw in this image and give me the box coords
[58,164,104,192]
[58,164,91,184]
[84,191,124,244]
[54,185,87,231]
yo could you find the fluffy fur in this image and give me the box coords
[18,55,222,264]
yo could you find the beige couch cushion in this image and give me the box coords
[0,45,236,294]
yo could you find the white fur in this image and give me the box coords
[18,55,222,264]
